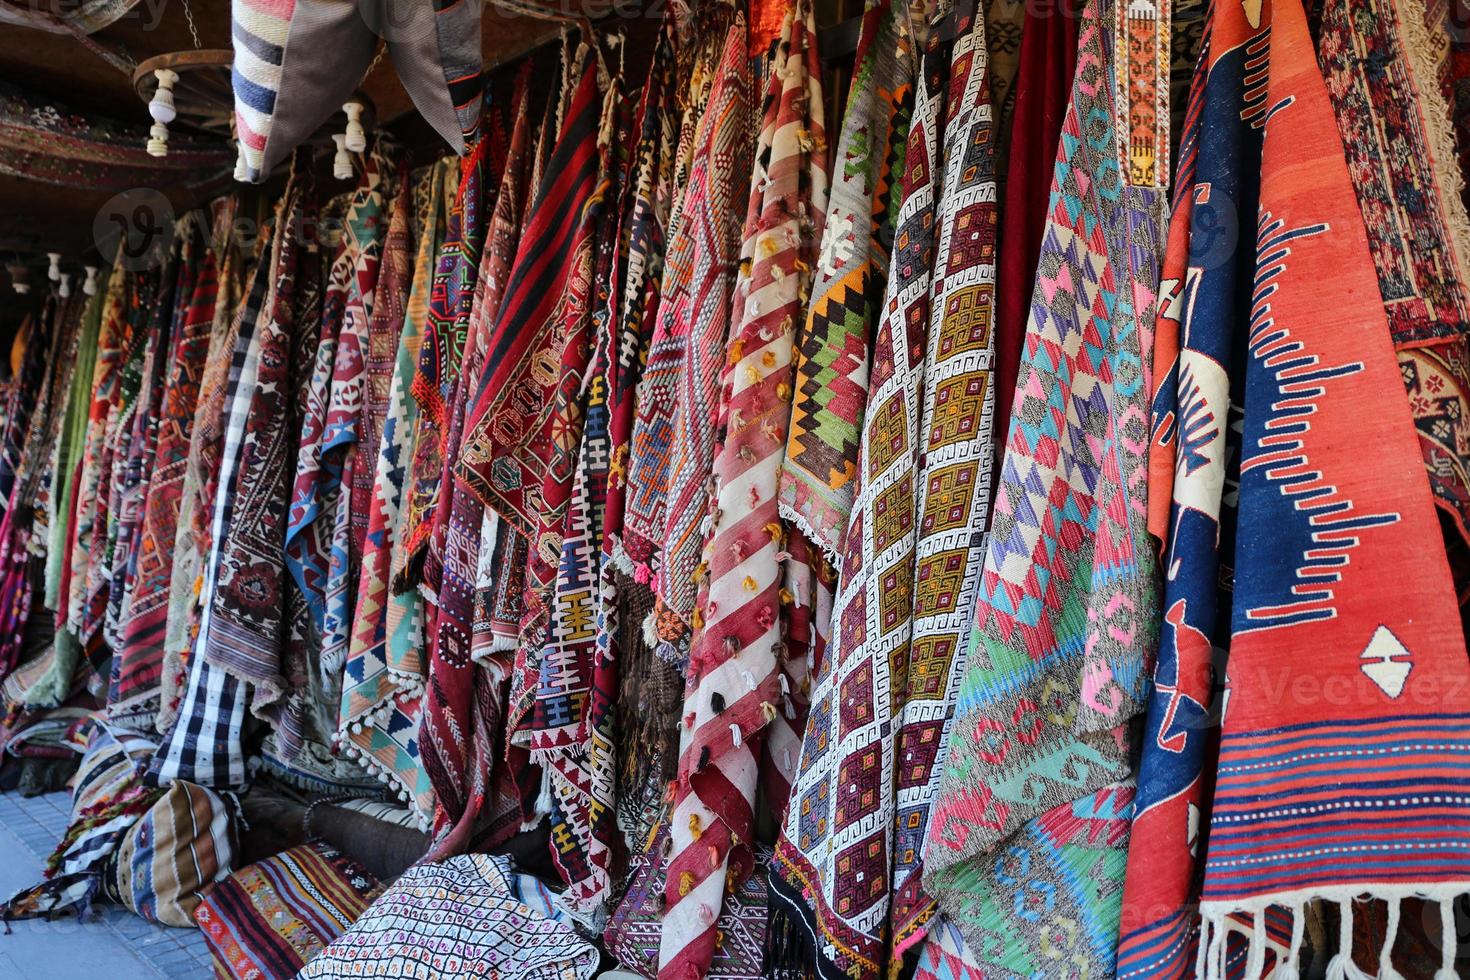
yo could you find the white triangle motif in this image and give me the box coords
[1360,625,1412,699]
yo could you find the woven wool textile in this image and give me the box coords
[924,0,1164,974]
[340,159,454,817]
[606,816,772,980]
[770,2,952,974]
[298,853,599,980]
[202,170,312,735]
[421,75,533,855]
[662,5,827,977]
[1316,0,1470,553]
[151,191,295,790]
[43,284,103,616]
[1197,1,1470,975]
[111,239,219,722]
[619,18,753,634]
[778,0,918,563]
[160,239,245,734]
[400,140,490,588]
[105,777,235,927]
[195,842,384,980]
[597,18,682,811]
[991,0,1079,446]
[506,66,627,917]
[286,153,385,691]
[1121,1,1248,974]
[2,722,162,921]
[104,247,178,665]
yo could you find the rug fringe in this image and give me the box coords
[1201,890,1467,980]
[764,887,818,980]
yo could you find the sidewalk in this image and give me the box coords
[0,789,214,978]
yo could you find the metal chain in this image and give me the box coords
[365,40,389,80]
[181,0,202,49]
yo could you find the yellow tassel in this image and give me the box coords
[779,587,795,605]
[727,338,744,365]
[689,813,702,840]
[777,381,791,401]
[761,350,776,368]
[678,870,694,896]
[745,365,761,386]
[765,522,784,544]
[742,575,758,592]
[760,701,779,723]
[692,607,704,629]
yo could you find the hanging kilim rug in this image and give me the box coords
[1197,0,1470,976]
[662,3,828,977]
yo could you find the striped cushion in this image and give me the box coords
[195,842,384,980]
[105,778,237,927]
[232,0,483,181]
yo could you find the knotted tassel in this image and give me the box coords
[1276,904,1305,980]
[1325,900,1373,980]
[1380,898,1406,980]
[1436,898,1459,980]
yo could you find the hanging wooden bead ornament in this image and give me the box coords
[46,252,60,282]
[332,134,353,180]
[7,263,29,295]
[83,265,98,296]
[59,273,72,298]
[342,101,367,153]
[147,67,179,157]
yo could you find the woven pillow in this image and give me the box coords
[299,853,599,980]
[232,0,482,181]
[195,842,384,980]
[1,721,160,921]
[105,778,236,927]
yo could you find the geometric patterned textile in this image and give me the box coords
[195,842,385,980]
[1198,2,1470,976]
[110,236,220,725]
[778,0,919,564]
[618,13,753,631]
[919,782,1135,978]
[897,2,998,955]
[339,159,455,820]
[160,237,246,735]
[606,815,772,980]
[420,74,534,858]
[925,0,1164,969]
[285,151,385,685]
[991,0,1079,447]
[770,3,972,976]
[1,721,161,923]
[660,5,827,978]
[610,11,723,590]
[1316,0,1470,547]
[1121,0,1243,973]
[297,854,599,980]
[912,916,985,980]
[202,163,313,735]
[317,146,391,716]
[454,54,599,536]
[400,138,489,587]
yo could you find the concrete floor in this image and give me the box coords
[0,789,214,979]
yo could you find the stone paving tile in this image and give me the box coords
[0,790,213,977]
